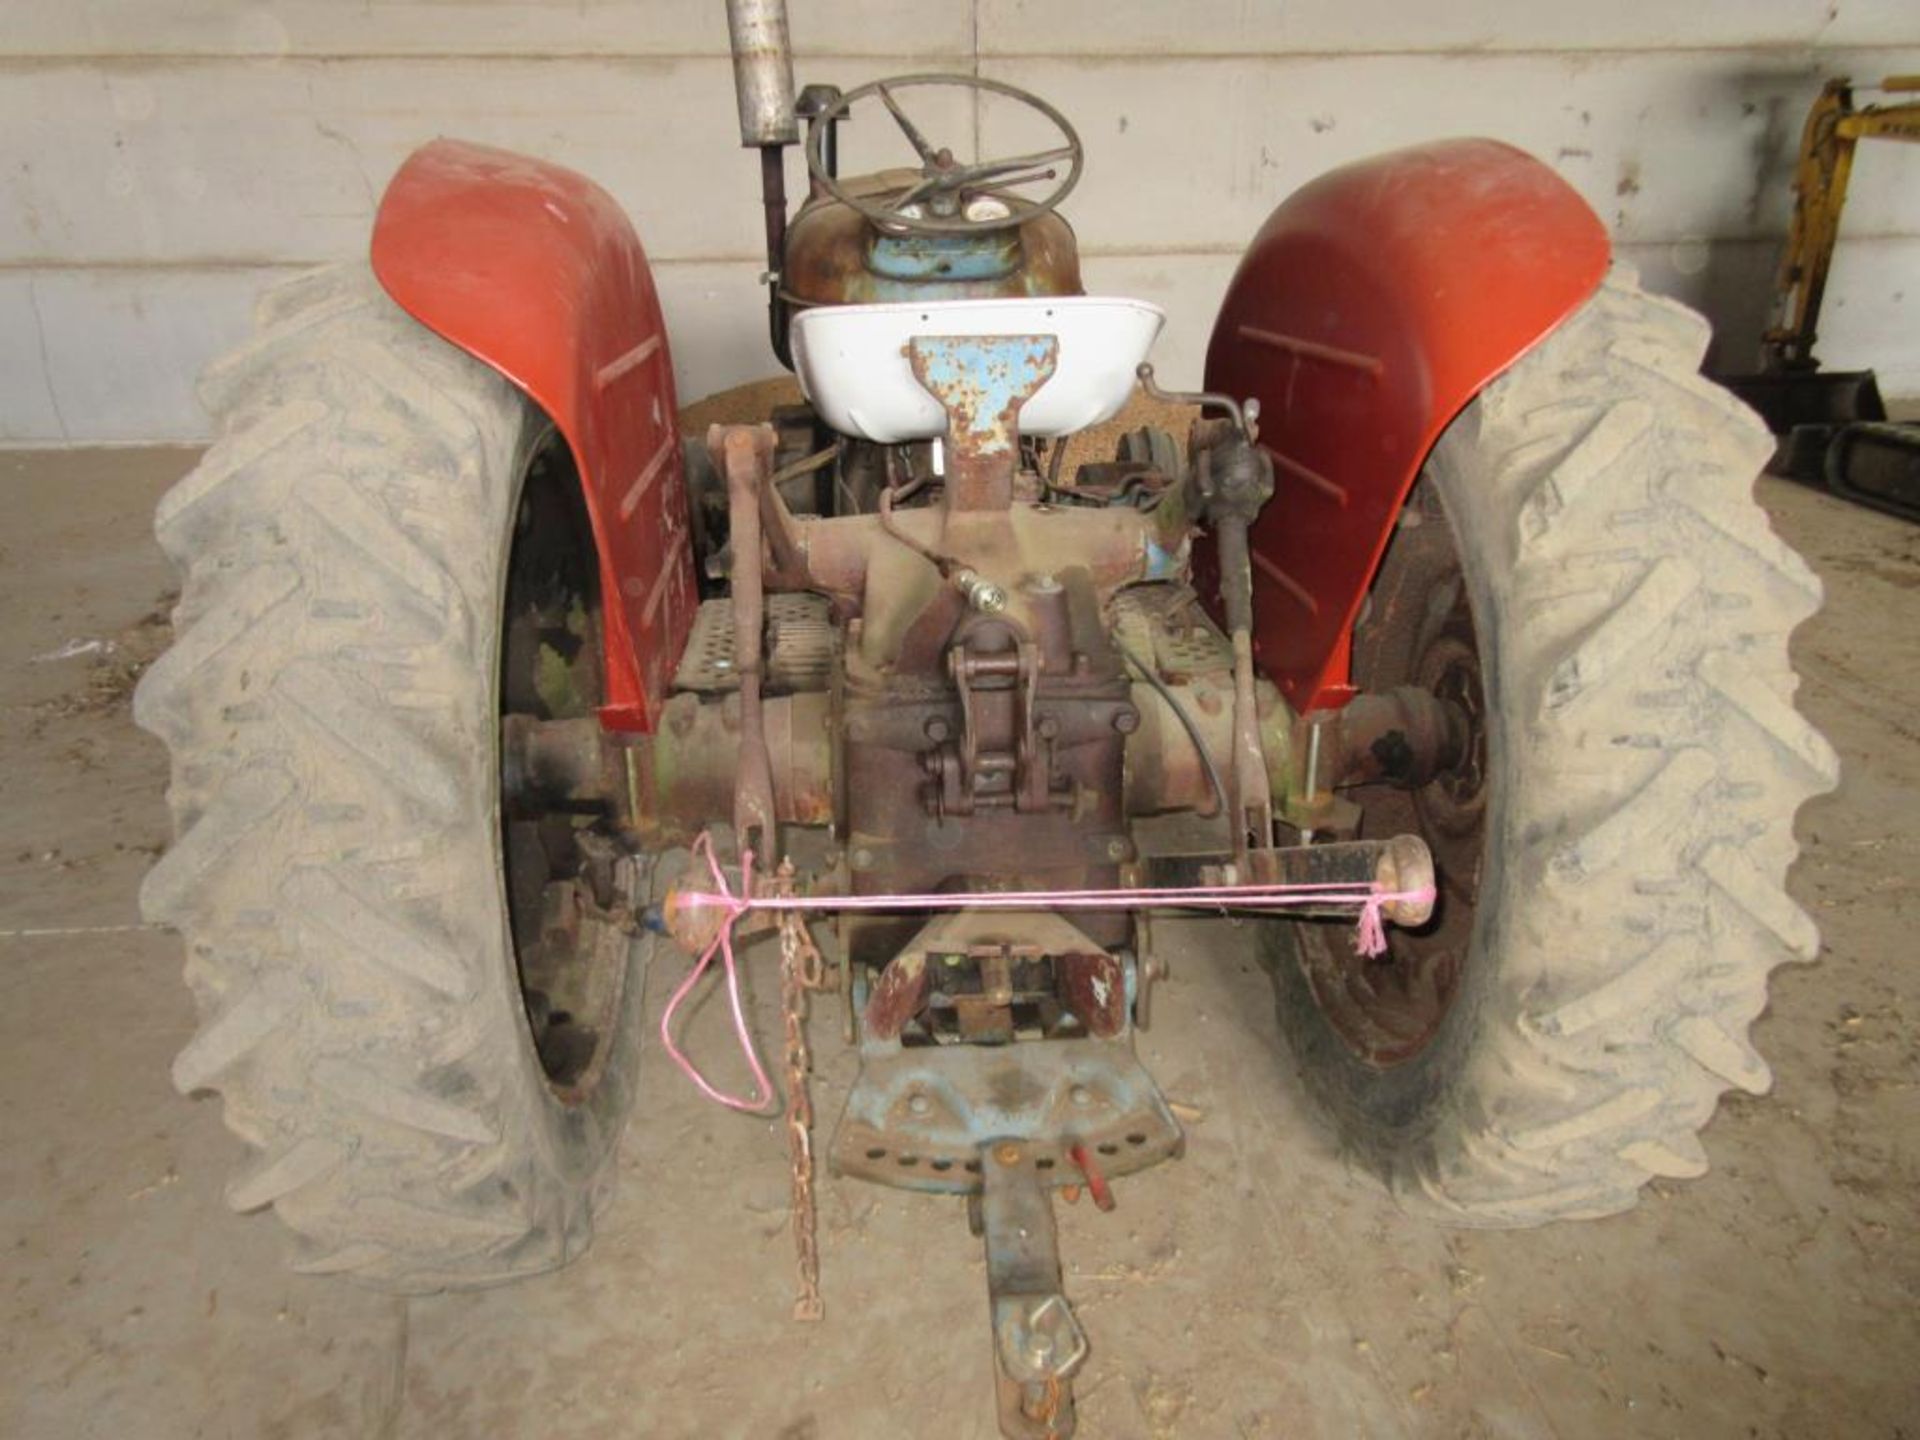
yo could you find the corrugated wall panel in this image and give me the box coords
[1,1,1915,442]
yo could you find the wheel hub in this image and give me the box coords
[498,437,633,1102]
[1296,486,1490,1068]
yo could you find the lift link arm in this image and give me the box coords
[711,423,781,860]
[1188,416,1277,867]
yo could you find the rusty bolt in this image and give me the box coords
[994,1141,1023,1168]
[1036,715,1059,740]
[1112,706,1139,734]
[1105,837,1129,862]
[850,847,876,871]
[1069,1085,1092,1108]
[908,1093,931,1116]
[925,717,951,742]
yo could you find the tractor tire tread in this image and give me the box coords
[137,263,634,1289]
[1288,266,1836,1227]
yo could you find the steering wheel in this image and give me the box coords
[805,73,1084,236]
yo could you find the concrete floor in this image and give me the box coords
[2,445,1916,1440]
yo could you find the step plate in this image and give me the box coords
[672,592,836,694]
[1110,584,1234,681]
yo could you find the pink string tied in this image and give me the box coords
[658,833,1437,1113]
[656,832,776,1113]
[1355,892,1392,959]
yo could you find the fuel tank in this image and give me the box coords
[783,191,1083,307]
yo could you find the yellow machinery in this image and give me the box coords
[1723,76,1920,521]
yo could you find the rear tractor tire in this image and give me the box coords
[1274,268,1839,1224]
[136,264,661,1289]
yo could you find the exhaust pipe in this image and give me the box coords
[726,0,799,147]
[725,0,799,367]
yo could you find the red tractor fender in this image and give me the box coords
[1205,138,1611,712]
[371,139,697,732]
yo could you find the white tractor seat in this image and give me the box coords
[788,296,1166,443]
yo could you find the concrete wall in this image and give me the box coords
[3,1,1917,443]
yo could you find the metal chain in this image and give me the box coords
[777,864,828,1322]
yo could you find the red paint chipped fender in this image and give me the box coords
[1205,138,1610,712]
[371,139,696,732]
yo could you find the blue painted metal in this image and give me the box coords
[828,1037,1182,1196]
[1143,537,1184,581]
[908,334,1058,511]
[870,228,1022,283]
[908,335,1058,456]
[826,913,1184,1196]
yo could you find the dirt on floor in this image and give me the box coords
[0,432,1915,1440]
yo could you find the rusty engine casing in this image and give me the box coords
[840,562,1136,969]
